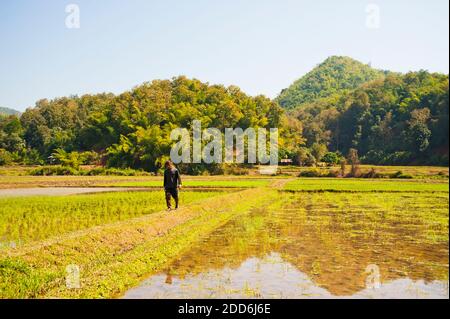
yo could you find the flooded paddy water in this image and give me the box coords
[124,191,449,299]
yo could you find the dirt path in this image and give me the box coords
[269,178,294,189]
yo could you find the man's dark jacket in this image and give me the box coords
[164,168,182,189]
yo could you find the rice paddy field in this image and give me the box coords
[284,178,448,192]
[0,172,448,299]
[278,165,450,179]
[0,191,223,245]
[106,179,270,188]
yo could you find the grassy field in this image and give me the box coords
[0,174,274,189]
[0,188,277,298]
[150,191,448,297]
[0,164,448,185]
[284,178,449,192]
[278,165,449,179]
[0,191,223,246]
[107,179,270,188]
[0,173,448,298]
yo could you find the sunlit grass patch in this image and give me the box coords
[107,179,270,188]
[281,191,449,244]
[0,188,277,298]
[284,178,449,192]
[0,176,448,299]
[0,190,223,246]
[277,165,449,179]
[130,189,448,298]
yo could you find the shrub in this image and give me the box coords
[51,149,86,169]
[21,149,44,165]
[299,169,323,177]
[361,150,385,164]
[295,147,316,167]
[347,148,360,177]
[321,152,341,166]
[381,152,413,165]
[28,166,151,176]
[440,155,449,166]
[221,164,250,175]
[0,149,13,165]
[29,166,79,176]
[177,163,225,176]
[389,171,413,179]
[326,170,340,177]
[438,171,448,177]
[428,154,449,166]
[299,169,340,178]
[311,143,328,162]
[360,168,386,179]
[83,167,150,176]
[81,151,101,165]
[339,158,347,177]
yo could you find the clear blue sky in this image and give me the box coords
[1,0,448,111]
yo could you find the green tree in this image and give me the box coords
[347,148,360,177]
[310,143,328,163]
[52,148,86,170]
[321,152,341,166]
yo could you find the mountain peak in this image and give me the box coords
[277,56,385,109]
[0,107,21,116]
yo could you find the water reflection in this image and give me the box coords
[124,253,448,299]
[123,192,449,299]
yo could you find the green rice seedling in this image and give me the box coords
[107,179,270,188]
[0,190,222,246]
[284,178,449,193]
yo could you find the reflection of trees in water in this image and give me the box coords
[166,193,449,296]
[166,207,273,276]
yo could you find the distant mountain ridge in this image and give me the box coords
[276,56,387,109]
[0,107,20,116]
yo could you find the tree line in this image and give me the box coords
[0,63,448,172]
[0,76,302,173]
[291,71,448,166]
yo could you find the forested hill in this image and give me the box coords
[1,77,294,172]
[276,56,387,109]
[291,70,449,165]
[0,107,20,116]
[0,58,448,170]
[275,56,449,166]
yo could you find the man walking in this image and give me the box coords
[163,160,182,210]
